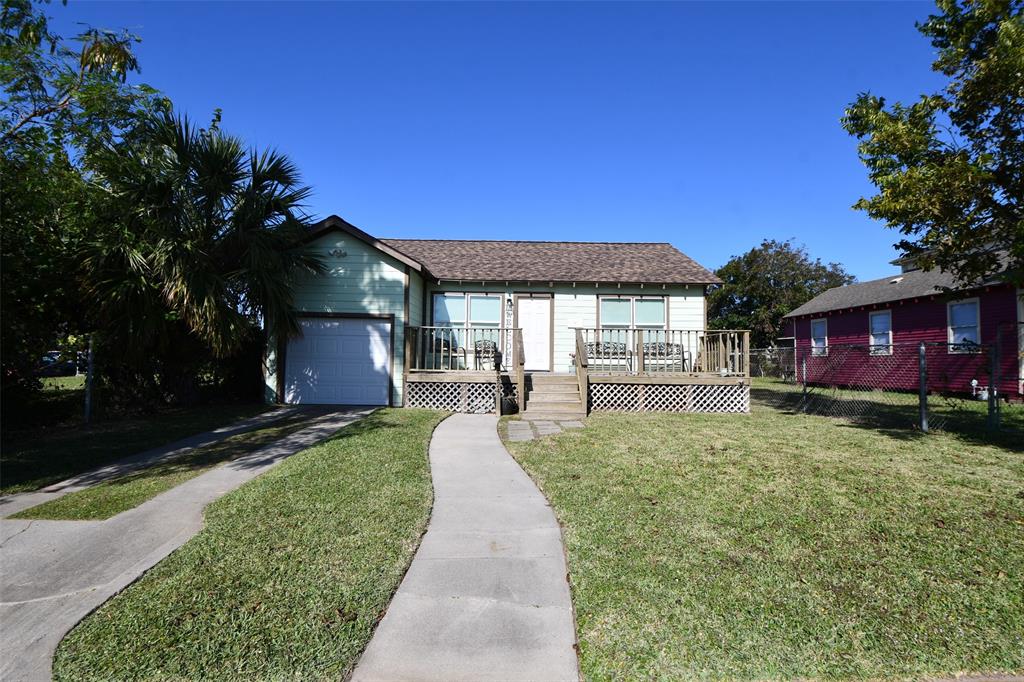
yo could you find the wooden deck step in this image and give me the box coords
[528,374,578,385]
[523,373,585,417]
[527,384,580,394]
[526,398,584,408]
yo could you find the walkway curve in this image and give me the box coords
[0,408,372,682]
[352,413,580,682]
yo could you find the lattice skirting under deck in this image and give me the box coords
[405,380,499,414]
[589,382,750,413]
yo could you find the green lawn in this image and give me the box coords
[503,408,1024,680]
[12,411,315,520]
[54,408,445,681]
[1,401,268,494]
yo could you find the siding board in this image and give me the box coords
[790,285,1020,396]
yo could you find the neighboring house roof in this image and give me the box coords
[784,268,960,318]
[306,215,721,285]
[379,239,721,285]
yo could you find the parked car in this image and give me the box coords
[38,351,82,377]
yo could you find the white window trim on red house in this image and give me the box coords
[946,297,981,354]
[811,318,828,356]
[868,310,892,356]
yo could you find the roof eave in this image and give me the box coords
[304,215,428,275]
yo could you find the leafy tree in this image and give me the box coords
[1,0,162,398]
[2,1,319,410]
[708,240,854,347]
[83,112,323,404]
[843,0,1023,287]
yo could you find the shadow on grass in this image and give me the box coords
[217,407,408,473]
[751,384,1024,451]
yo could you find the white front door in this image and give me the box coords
[284,318,391,405]
[518,297,552,371]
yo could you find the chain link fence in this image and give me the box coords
[750,337,1022,440]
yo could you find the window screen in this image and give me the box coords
[948,300,979,347]
[469,295,501,327]
[811,319,827,356]
[600,298,632,327]
[869,311,891,354]
[634,299,666,328]
[433,294,465,326]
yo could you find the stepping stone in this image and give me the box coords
[559,421,585,429]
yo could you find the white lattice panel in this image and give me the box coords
[589,383,642,412]
[464,382,496,414]
[589,383,749,414]
[641,384,689,412]
[688,384,749,413]
[406,381,498,414]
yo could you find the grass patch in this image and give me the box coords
[1,403,267,494]
[54,408,445,681]
[503,408,1024,680]
[41,375,86,391]
[12,412,316,520]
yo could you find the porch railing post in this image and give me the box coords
[575,328,589,415]
[515,329,525,413]
[742,331,750,378]
[635,329,645,374]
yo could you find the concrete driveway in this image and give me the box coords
[0,407,371,682]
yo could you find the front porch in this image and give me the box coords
[403,327,751,414]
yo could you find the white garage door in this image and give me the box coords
[284,318,391,405]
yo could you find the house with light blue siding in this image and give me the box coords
[266,216,752,415]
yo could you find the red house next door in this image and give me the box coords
[516,295,553,372]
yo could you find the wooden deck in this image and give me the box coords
[403,326,751,414]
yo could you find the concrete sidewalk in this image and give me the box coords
[352,414,579,682]
[0,407,372,682]
[0,405,302,518]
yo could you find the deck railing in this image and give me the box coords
[514,328,526,411]
[574,329,589,408]
[405,326,520,373]
[571,328,750,377]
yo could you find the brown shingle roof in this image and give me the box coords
[379,238,721,285]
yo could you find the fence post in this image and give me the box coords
[988,340,1000,431]
[84,333,96,424]
[800,352,807,411]
[918,342,928,433]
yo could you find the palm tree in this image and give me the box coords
[83,112,322,401]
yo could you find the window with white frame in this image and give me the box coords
[598,296,666,329]
[869,310,892,355]
[810,318,828,356]
[432,293,502,328]
[947,298,980,352]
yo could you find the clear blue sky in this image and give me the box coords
[55,1,945,281]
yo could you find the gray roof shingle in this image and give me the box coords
[784,268,959,318]
[379,238,721,285]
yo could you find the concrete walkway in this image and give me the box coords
[0,407,372,682]
[0,406,301,518]
[353,414,579,682]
